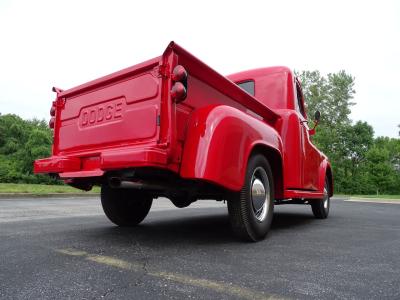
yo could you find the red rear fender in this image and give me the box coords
[180,105,283,191]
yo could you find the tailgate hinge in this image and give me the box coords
[56,97,66,109]
[157,63,170,78]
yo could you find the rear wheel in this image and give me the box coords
[310,179,330,219]
[227,154,274,242]
[101,185,153,226]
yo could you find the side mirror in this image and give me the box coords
[309,111,321,136]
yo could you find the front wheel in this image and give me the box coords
[227,154,274,242]
[310,179,330,219]
[101,185,153,226]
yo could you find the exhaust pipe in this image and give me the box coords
[108,177,167,191]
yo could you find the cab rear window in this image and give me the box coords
[237,80,255,96]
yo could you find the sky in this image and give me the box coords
[0,0,399,137]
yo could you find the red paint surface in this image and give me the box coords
[35,42,332,199]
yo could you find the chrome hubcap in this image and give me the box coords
[251,168,270,222]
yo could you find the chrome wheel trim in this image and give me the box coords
[323,185,329,210]
[251,167,270,222]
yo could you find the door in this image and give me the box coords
[295,78,320,190]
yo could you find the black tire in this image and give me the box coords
[227,154,274,242]
[310,178,330,219]
[101,185,153,226]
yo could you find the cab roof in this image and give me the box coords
[227,66,292,83]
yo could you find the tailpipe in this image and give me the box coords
[108,177,167,191]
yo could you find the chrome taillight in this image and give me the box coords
[49,117,55,129]
[49,100,56,129]
[49,88,63,131]
[171,82,187,103]
[171,65,188,103]
[50,106,56,116]
[172,65,188,83]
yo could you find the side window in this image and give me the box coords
[237,80,255,96]
[295,79,306,118]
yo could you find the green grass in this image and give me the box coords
[0,183,100,194]
[348,194,400,200]
[335,194,400,200]
[1,183,399,199]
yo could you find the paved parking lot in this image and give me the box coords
[0,197,399,299]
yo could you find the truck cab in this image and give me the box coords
[229,67,331,195]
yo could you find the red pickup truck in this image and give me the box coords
[35,42,333,241]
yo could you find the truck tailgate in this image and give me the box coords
[55,58,161,154]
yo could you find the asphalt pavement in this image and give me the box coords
[0,196,399,299]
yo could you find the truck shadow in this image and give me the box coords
[86,209,316,246]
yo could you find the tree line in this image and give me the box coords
[0,70,399,194]
[0,114,58,184]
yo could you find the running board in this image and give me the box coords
[284,189,323,199]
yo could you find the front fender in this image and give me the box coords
[180,105,283,191]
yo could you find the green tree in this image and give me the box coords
[364,147,397,194]
[371,137,400,194]
[298,70,355,128]
[340,122,374,193]
[298,70,358,193]
[0,114,57,184]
